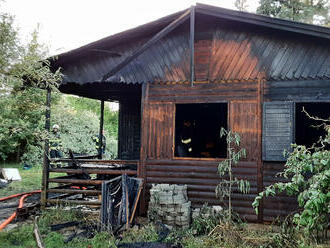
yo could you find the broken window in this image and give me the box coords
[174,103,227,158]
[295,102,330,148]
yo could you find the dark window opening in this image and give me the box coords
[295,102,330,148]
[175,103,227,158]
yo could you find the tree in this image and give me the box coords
[0,7,61,163]
[216,128,250,222]
[257,0,330,25]
[235,0,249,11]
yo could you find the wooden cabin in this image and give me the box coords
[48,3,330,222]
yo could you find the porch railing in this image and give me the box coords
[42,159,139,207]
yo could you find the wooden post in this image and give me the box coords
[41,87,51,209]
[190,5,195,87]
[257,78,264,222]
[138,82,149,215]
[98,100,105,159]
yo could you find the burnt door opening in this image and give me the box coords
[295,102,330,148]
[175,103,228,158]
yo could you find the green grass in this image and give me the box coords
[0,163,65,197]
[0,163,42,198]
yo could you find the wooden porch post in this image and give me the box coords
[41,87,51,209]
[98,100,105,159]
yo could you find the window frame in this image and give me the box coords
[172,101,229,161]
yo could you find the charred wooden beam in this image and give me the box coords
[41,87,51,209]
[49,168,137,175]
[53,159,139,164]
[48,178,103,185]
[98,100,105,159]
[47,199,101,206]
[190,5,195,86]
[47,189,101,195]
[101,9,191,82]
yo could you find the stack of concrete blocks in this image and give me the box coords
[148,184,191,229]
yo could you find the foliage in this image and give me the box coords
[216,128,250,221]
[66,95,118,139]
[252,122,330,239]
[257,0,330,25]
[235,0,249,11]
[0,8,61,163]
[191,204,230,235]
[51,95,117,158]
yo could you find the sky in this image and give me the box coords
[2,0,259,56]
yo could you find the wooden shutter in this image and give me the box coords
[262,102,294,161]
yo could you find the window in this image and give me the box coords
[262,101,330,161]
[295,102,330,148]
[174,103,227,158]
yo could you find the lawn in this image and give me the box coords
[0,163,43,198]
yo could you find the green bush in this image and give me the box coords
[253,123,330,240]
[52,96,117,158]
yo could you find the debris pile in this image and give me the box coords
[148,184,191,229]
[191,205,223,220]
[101,175,143,233]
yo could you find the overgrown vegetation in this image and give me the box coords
[0,8,61,163]
[0,6,119,167]
[253,114,330,242]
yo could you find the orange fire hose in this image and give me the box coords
[0,190,41,231]
[0,190,41,202]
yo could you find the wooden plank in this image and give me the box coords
[47,199,101,206]
[49,168,137,175]
[190,6,195,85]
[48,178,103,185]
[47,189,101,195]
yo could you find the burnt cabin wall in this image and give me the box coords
[118,99,141,160]
[139,18,330,221]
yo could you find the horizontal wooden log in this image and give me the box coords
[48,178,103,185]
[47,189,101,195]
[146,159,257,168]
[146,176,220,185]
[146,164,257,175]
[49,168,137,175]
[47,199,101,206]
[54,159,139,164]
[146,170,257,181]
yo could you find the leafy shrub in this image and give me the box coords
[253,122,330,240]
[52,96,117,158]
